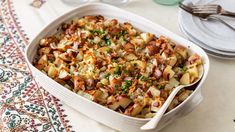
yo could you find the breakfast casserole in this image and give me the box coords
[34,15,202,118]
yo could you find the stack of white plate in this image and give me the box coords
[179,0,235,59]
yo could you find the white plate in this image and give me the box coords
[180,0,235,52]
[25,3,210,132]
[178,13,235,59]
[179,21,235,59]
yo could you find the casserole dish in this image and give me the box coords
[25,3,210,132]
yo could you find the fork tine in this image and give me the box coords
[193,8,218,11]
[192,8,218,13]
[193,10,218,14]
[191,4,218,8]
[192,6,218,9]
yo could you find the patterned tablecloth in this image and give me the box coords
[0,0,73,131]
[0,0,115,131]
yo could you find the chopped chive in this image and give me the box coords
[113,66,121,75]
[124,69,129,74]
[157,85,164,89]
[104,73,110,79]
[90,29,105,35]
[140,75,148,81]
[103,36,111,46]
[122,80,132,93]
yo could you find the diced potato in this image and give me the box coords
[140,32,153,43]
[147,86,160,97]
[145,63,154,77]
[130,103,144,116]
[163,65,175,80]
[59,52,72,62]
[80,30,91,38]
[180,72,190,85]
[169,78,180,87]
[53,51,62,58]
[38,54,48,66]
[161,52,168,59]
[58,69,71,80]
[107,96,120,110]
[97,46,111,54]
[143,97,151,106]
[167,55,177,66]
[76,50,84,61]
[131,60,146,71]
[109,102,120,110]
[100,78,109,85]
[38,47,51,55]
[99,89,109,99]
[47,65,58,78]
[151,101,160,112]
[93,36,101,44]
[130,38,144,47]
[178,90,191,102]
[39,38,47,46]
[109,76,122,88]
[164,84,174,91]
[116,95,131,108]
[82,92,94,101]
[188,54,202,65]
[167,98,179,111]
[141,108,151,115]
[187,66,199,82]
[53,58,65,67]
[74,76,85,91]
[174,45,187,59]
[126,53,138,61]
[145,113,156,118]
[90,90,103,99]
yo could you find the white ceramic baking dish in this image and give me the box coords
[25,3,210,132]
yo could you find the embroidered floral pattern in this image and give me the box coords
[0,0,72,131]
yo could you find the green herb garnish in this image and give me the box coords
[124,69,130,74]
[114,85,119,89]
[182,66,187,72]
[113,66,121,75]
[90,29,105,35]
[103,36,111,46]
[122,80,132,93]
[157,85,164,89]
[140,75,148,81]
[104,73,110,79]
[117,30,128,38]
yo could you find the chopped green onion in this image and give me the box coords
[124,69,130,74]
[157,85,164,89]
[122,80,132,93]
[140,75,148,81]
[104,73,110,79]
[90,29,105,35]
[113,66,121,75]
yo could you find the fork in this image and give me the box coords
[191,4,235,18]
[179,2,235,31]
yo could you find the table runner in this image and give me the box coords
[0,0,73,131]
[0,0,115,131]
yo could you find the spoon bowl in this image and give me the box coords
[141,64,204,130]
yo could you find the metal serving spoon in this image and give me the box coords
[141,65,204,130]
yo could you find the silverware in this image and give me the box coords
[179,2,235,31]
[191,4,235,18]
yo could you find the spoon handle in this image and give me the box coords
[206,16,235,31]
[141,85,185,130]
